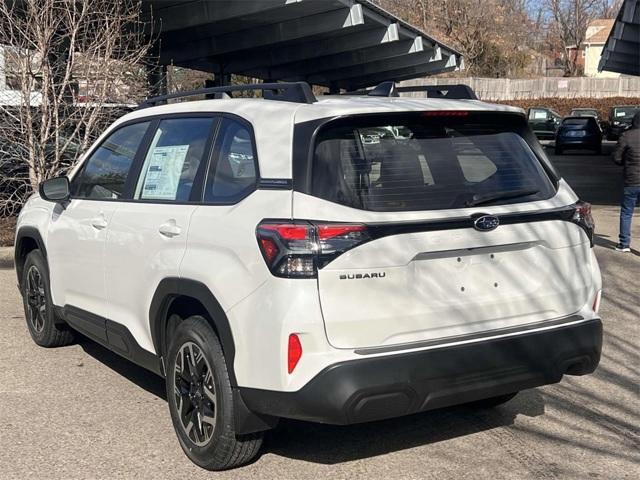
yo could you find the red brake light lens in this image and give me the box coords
[317,224,367,240]
[287,334,302,374]
[259,238,279,263]
[422,110,469,117]
[260,224,310,240]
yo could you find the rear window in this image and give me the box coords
[311,113,556,212]
[570,109,597,117]
[563,118,591,126]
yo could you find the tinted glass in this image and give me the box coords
[570,109,597,117]
[135,118,214,201]
[613,107,639,119]
[204,118,257,203]
[563,118,590,126]
[311,114,555,212]
[72,122,149,199]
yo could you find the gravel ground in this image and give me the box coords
[0,145,638,479]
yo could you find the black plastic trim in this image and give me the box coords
[362,204,577,240]
[240,318,602,425]
[148,278,238,385]
[14,227,47,287]
[258,178,293,190]
[61,305,163,376]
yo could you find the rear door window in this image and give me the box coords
[134,117,215,202]
[310,113,556,212]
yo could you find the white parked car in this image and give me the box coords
[14,82,603,470]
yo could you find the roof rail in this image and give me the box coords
[342,82,478,100]
[138,82,317,108]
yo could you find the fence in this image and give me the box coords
[400,76,640,101]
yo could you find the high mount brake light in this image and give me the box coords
[256,221,370,278]
[422,110,469,117]
[571,201,595,246]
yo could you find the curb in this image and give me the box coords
[0,246,14,269]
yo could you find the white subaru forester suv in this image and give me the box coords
[15,82,603,470]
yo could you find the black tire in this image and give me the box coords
[554,146,562,155]
[166,316,263,470]
[468,392,518,409]
[595,145,602,155]
[21,249,74,347]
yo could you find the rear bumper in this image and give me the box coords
[240,318,602,425]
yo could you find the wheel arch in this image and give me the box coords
[14,227,48,287]
[149,278,238,385]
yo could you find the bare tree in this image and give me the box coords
[0,0,153,216]
[545,0,603,75]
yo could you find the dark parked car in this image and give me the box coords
[555,116,603,155]
[569,108,608,136]
[527,107,562,140]
[607,105,640,141]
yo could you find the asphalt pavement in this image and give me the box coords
[0,144,638,479]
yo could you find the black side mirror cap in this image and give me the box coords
[39,176,70,203]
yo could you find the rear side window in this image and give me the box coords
[135,117,215,201]
[529,109,548,120]
[311,113,556,212]
[204,118,257,203]
[72,121,150,199]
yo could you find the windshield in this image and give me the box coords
[613,107,639,119]
[311,113,556,212]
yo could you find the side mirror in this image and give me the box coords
[39,176,70,203]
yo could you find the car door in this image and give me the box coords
[527,108,551,136]
[47,121,152,319]
[103,115,218,353]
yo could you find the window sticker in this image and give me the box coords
[140,145,190,200]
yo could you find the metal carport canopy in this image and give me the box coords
[598,0,640,76]
[143,0,463,90]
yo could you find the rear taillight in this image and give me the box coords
[571,201,595,246]
[256,220,370,278]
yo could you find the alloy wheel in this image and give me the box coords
[173,342,217,446]
[25,265,46,333]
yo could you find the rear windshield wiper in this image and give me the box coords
[465,188,540,207]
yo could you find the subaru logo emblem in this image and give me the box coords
[473,215,500,232]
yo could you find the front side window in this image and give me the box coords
[72,121,150,199]
[311,113,556,212]
[204,118,257,203]
[135,117,215,202]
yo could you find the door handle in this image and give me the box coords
[159,221,182,238]
[90,216,108,230]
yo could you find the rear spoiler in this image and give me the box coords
[343,81,478,100]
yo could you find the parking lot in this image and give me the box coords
[0,144,638,480]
